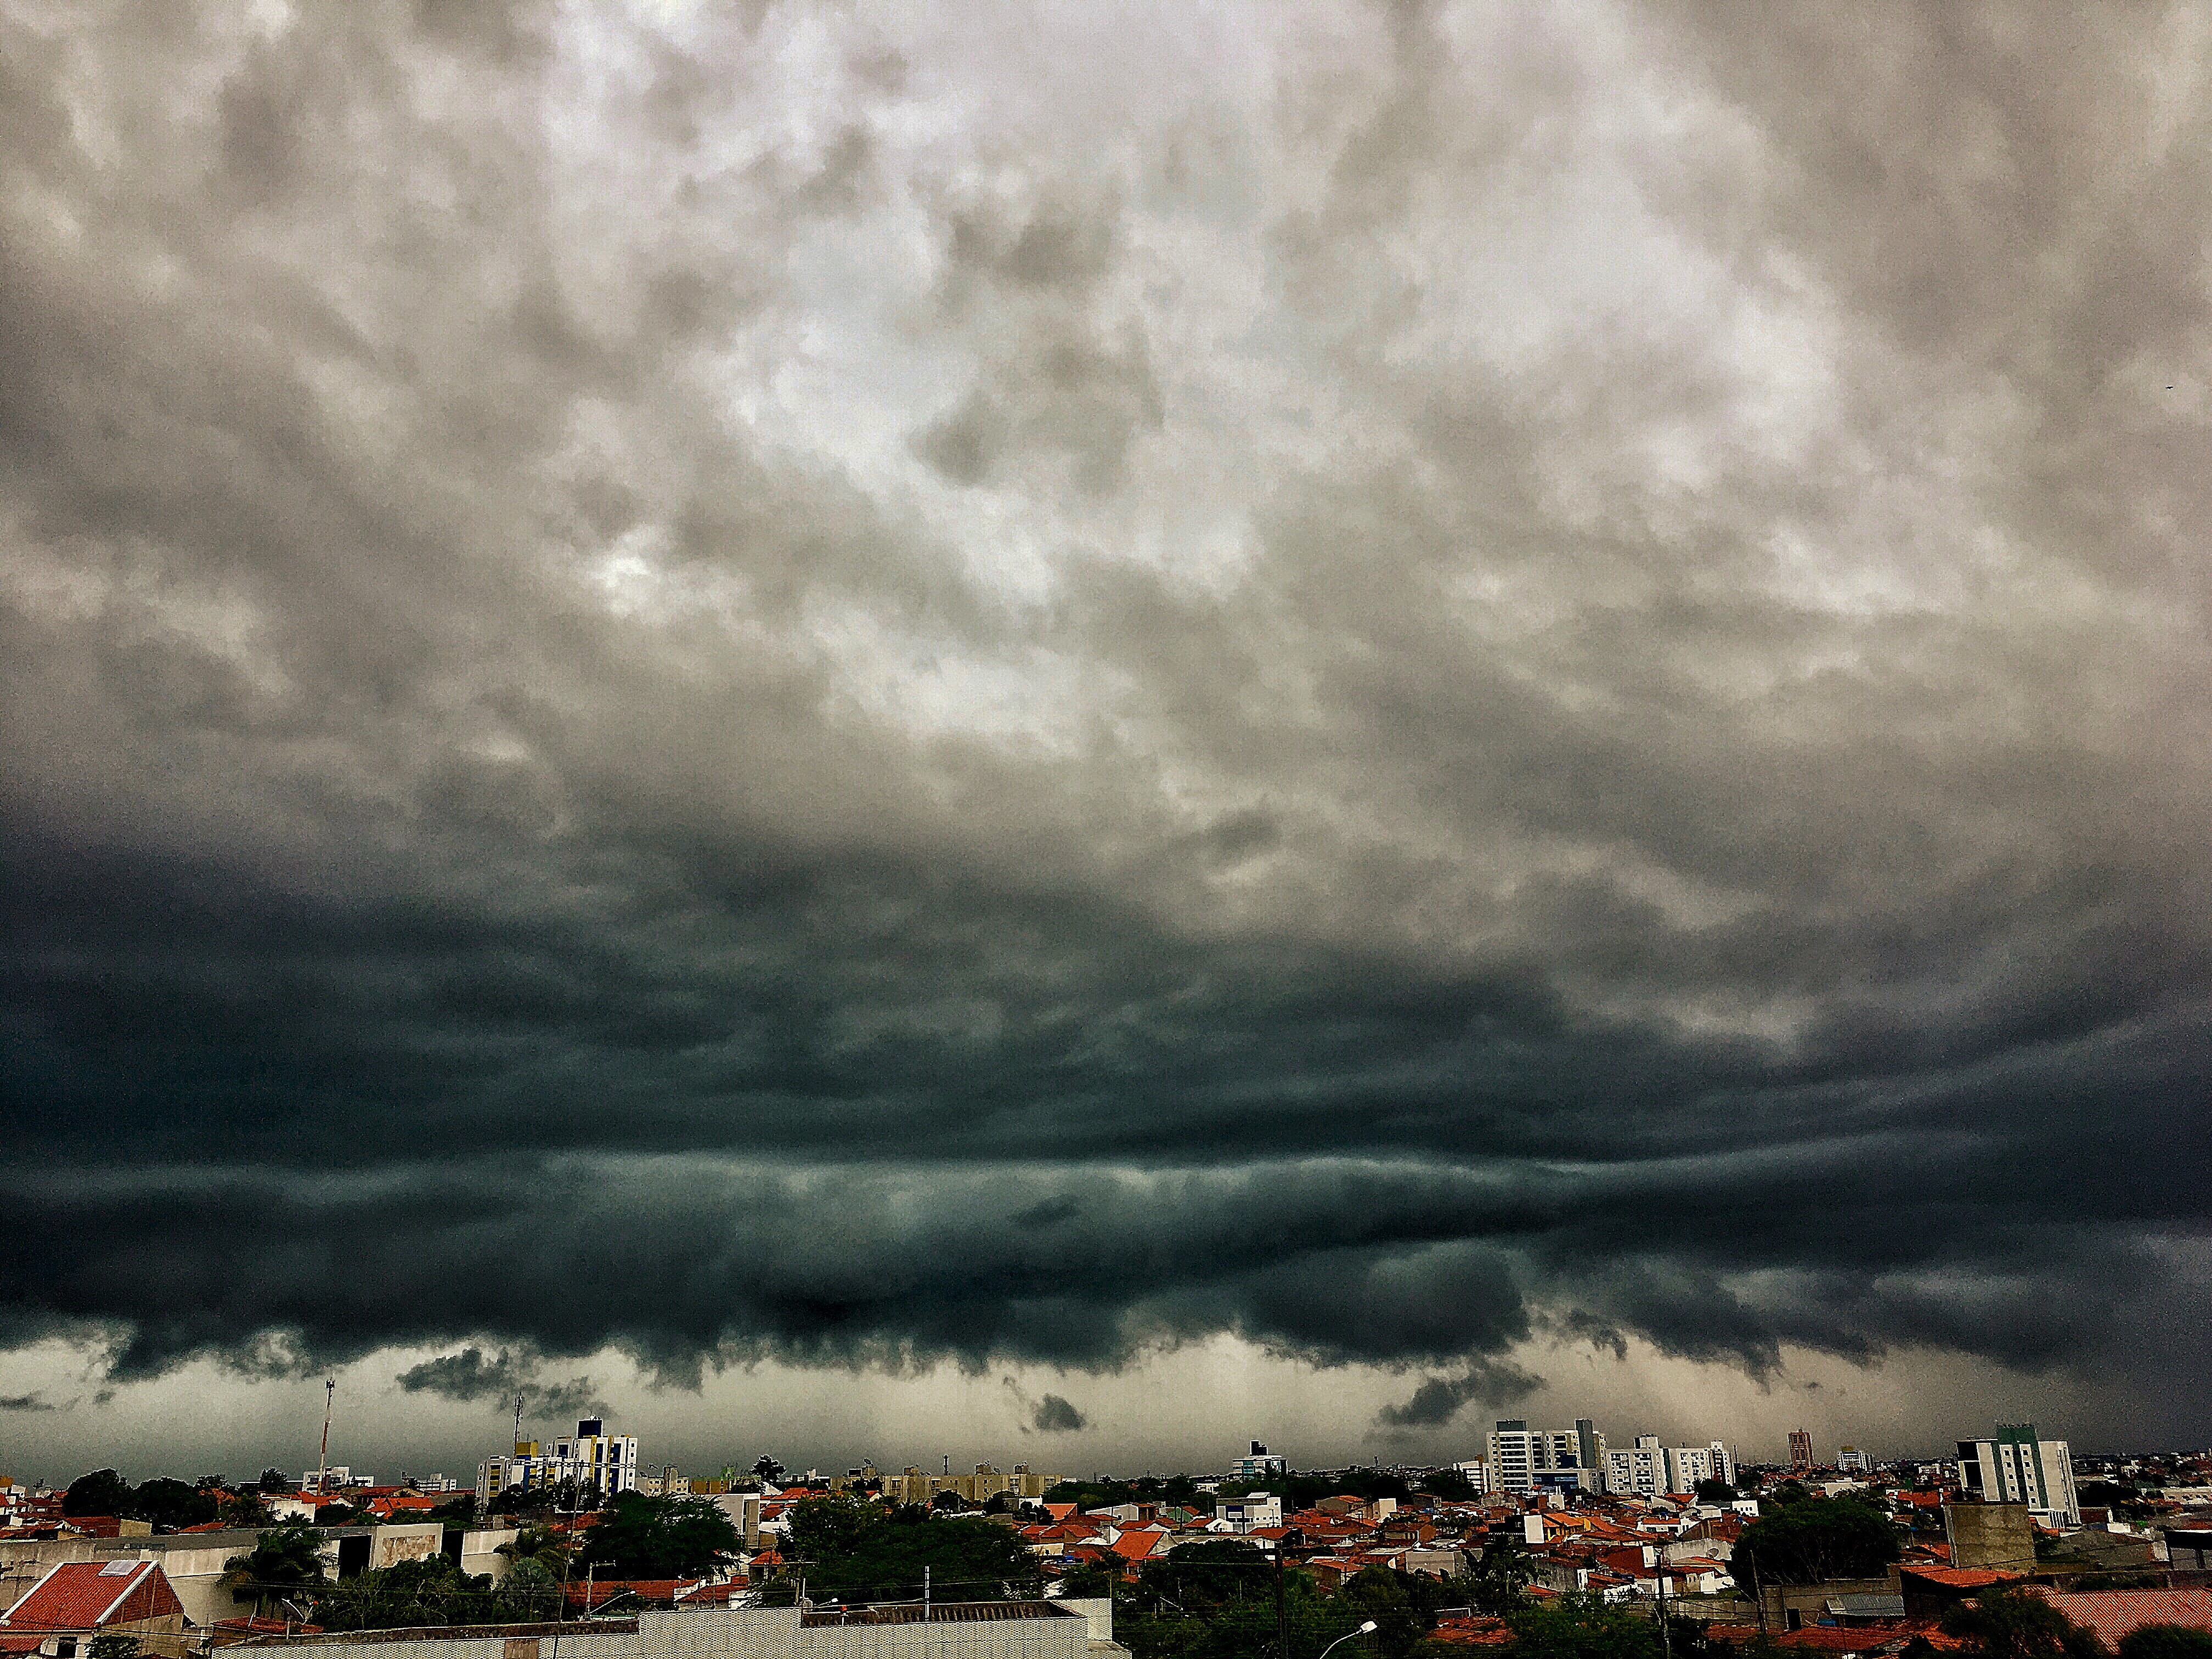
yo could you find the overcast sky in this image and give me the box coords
[3,1,2209,1488]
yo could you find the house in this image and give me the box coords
[0,1560,188,1658]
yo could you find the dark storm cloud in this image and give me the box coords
[1374,1361,1541,1431]
[1031,1395,1087,1434]
[0,1393,58,1413]
[1,0,2208,1433]
[396,1348,606,1419]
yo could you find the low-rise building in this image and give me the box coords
[0,1559,188,1659]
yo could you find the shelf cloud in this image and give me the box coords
[3,0,2208,1446]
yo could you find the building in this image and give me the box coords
[477,1418,640,1506]
[1605,1437,1668,1499]
[1599,1436,1733,1497]
[1789,1430,1813,1471]
[1838,1447,1872,1474]
[1228,1443,1288,1484]
[1956,1423,2078,1527]
[874,1465,1062,1508]
[0,1560,189,1659]
[1488,1421,1604,1494]
[233,1600,1120,1659]
[1216,1494,1283,1534]
[1666,1443,1736,1493]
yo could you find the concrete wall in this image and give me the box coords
[236,1605,1105,1659]
[459,1531,519,1584]
[1945,1504,2036,1572]
[1754,1578,1897,1630]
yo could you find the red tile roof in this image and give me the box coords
[3,1562,183,1631]
[1900,1567,2028,1589]
[2037,1589,2212,1646]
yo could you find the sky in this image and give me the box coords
[2,0,2209,1489]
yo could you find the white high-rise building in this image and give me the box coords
[1957,1423,2078,1527]
[1606,1436,1668,1498]
[1489,1419,1605,1493]
[478,1417,640,1506]
[1664,1442,1736,1493]
[1604,1436,1735,1497]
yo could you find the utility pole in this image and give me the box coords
[314,1380,336,1505]
[1275,1541,1288,1659]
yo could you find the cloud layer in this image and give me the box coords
[3,0,2208,1440]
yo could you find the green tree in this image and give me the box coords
[778,1496,1040,1604]
[2118,1629,2212,1659]
[258,1468,293,1493]
[498,1559,562,1621]
[1506,1593,1666,1659]
[577,1492,741,1578]
[1695,1479,1740,1504]
[1940,1588,2107,1659]
[1463,1536,1538,1615]
[222,1522,330,1620]
[63,1469,132,1518]
[787,1491,885,1564]
[132,1477,219,1532]
[311,1556,512,1631]
[496,1525,574,1574]
[1731,1497,1901,1588]
[86,1634,140,1659]
[1421,1468,1481,1502]
[1148,1539,1271,1607]
[218,1491,275,1530]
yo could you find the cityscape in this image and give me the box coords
[3,1417,2209,1658]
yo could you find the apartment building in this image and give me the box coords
[1957,1423,2078,1527]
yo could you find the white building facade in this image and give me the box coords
[1957,1424,2078,1527]
[1488,1420,1605,1493]
[477,1418,640,1506]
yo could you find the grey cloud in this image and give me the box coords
[1031,1394,1086,1433]
[1,0,2208,1445]
[0,1393,57,1413]
[397,1348,606,1420]
[1374,1361,1541,1431]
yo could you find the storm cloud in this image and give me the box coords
[2,0,2209,1447]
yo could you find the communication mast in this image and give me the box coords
[313,1380,336,1501]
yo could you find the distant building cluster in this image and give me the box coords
[4,1415,2208,1659]
[475,1419,639,1506]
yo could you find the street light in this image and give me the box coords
[1318,1620,1380,1659]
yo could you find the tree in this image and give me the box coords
[132,1477,219,1532]
[787,1491,884,1564]
[577,1492,741,1578]
[751,1455,786,1487]
[2118,1629,2212,1659]
[1941,1589,2107,1659]
[1462,1536,1538,1615]
[223,1522,330,1620]
[86,1634,140,1659]
[1507,1594,1667,1659]
[1695,1479,1740,1505]
[1731,1497,1901,1588]
[218,1491,275,1530]
[309,1556,518,1632]
[498,1559,562,1620]
[1421,1468,1481,1503]
[1149,1539,1271,1607]
[496,1525,575,1575]
[258,1468,294,1494]
[63,1469,132,1518]
[781,1494,1041,1604]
